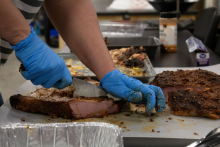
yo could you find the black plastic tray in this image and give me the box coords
[106,36,162,58]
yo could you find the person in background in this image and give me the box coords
[0,0,165,115]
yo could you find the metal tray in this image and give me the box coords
[99,21,148,37]
[58,53,156,83]
[0,122,123,147]
[106,36,162,58]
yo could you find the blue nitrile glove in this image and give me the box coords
[100,70,166,115]
[10,27,72,89]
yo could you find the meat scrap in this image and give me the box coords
[168,88,220,119]
[109,46,147,68]
[10,86,125,119]
[21,118,25,122]
[84,76,100,85]
[150,69,220,102]
[19,64,26,72]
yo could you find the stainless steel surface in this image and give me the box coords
[72,77,121,101]
[187,138,205,147]
[60,46,71,53]
[59,53,96,77]
[99,22,148,37]
[0,122,123,147]
[187,127,220,147]
[144,58,156,76]
[106,36,162,47]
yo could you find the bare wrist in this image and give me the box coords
[9,27,31,45]
[97,66,117,81]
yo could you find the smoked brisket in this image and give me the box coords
[150,69,220,101]
[109,46,146,67]
[168,88,220,119]
[10,86,125,119]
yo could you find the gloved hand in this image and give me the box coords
[10,26,72,89]
[100,70,166,115]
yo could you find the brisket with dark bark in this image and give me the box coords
[168,88,220,119]
[150,69,220,101]
[109,46,146,67]
[10,86,125,119]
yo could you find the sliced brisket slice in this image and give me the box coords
[10,86,124,119]
[150,69,220,101]
[168,88,220,119]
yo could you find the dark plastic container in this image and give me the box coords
[147,0,198,12]
[106,36,162,58]
[49,29,58,47]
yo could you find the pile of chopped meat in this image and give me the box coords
[109,46,147,68]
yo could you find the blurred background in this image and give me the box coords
[1,0,220,101]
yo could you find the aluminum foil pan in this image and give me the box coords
[0,122,123,147]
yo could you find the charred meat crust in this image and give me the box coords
[150,69,220,88]
[10,94,73,118]
[168,88,220,119]
[150,69,220,102]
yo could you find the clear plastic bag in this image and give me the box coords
[186,36,208,53]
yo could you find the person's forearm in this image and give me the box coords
[44,0,116,80]
[0,0,30,45]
